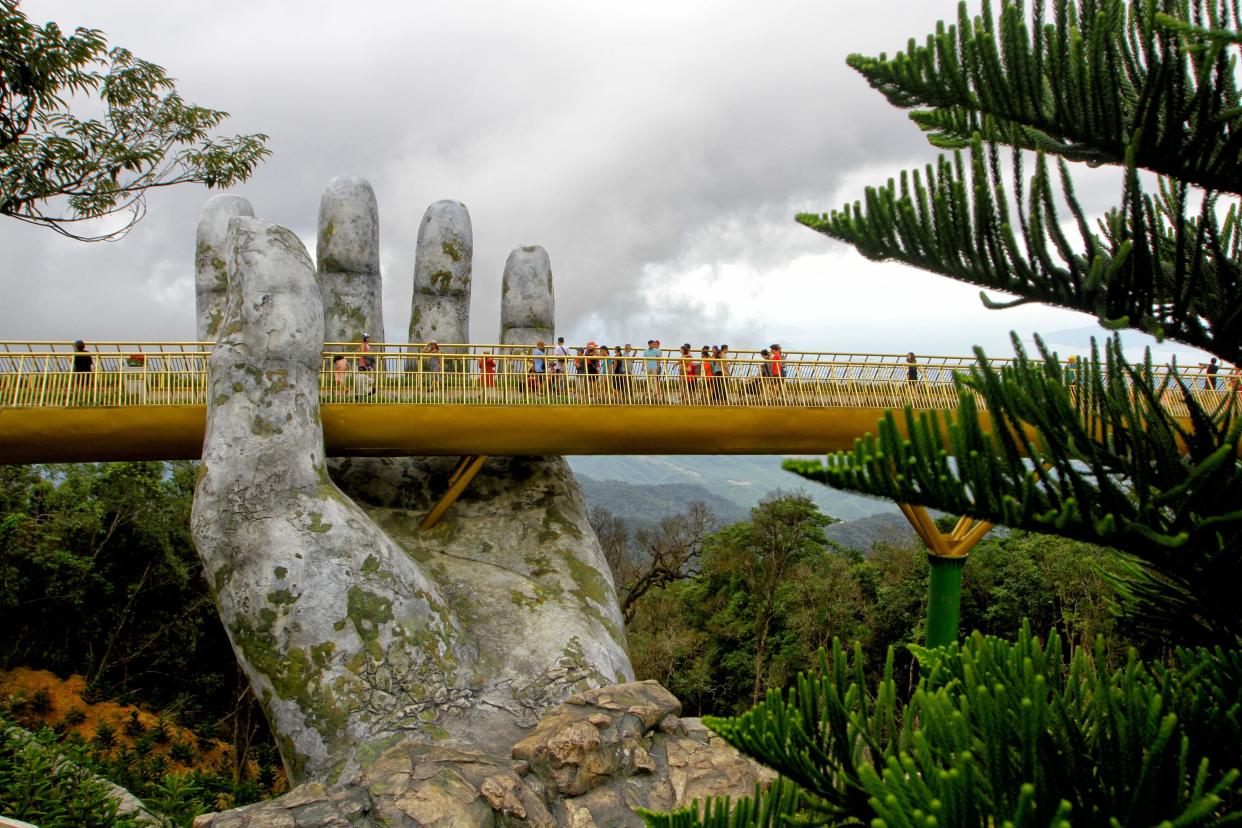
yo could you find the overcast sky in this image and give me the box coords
[0,0,1214,365]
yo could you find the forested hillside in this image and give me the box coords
[0,463,1168,824]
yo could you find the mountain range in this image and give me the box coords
[567,455,914,553]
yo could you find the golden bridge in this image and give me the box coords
[0,341,1223,467]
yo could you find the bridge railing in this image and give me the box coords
[0,342,1232,415]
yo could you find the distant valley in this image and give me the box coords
[568,455,914,553]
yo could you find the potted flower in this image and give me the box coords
[123,354,146,398]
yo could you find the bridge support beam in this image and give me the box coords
[896,504,993,648]
[420,455,489,530]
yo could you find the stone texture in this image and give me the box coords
[191,215,631,787]
[318,176,383,345]
[326,455,633,760]
[409,200,472,347]
[191,217,470,784]
[195,194,254,340]
[500,245,554,346]
[193,681,775,828]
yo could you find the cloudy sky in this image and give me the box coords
[0,0,1213,365]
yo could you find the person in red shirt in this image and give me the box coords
[479,352,496,390]
[770,344,785,378]
[700,346,715,402]
[679,343,697,403]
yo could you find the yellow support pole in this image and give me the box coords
[421,455,489,530]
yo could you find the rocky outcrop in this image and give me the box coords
[193,681,774,828]
[318,176,383,344]
[500,246,554,346]
[195,193,254,340]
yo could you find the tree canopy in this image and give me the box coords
[0,0,269,240]
[789,0,1242,647]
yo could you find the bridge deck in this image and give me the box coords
[0,342,1224,464]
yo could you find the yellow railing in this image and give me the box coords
[0,341,1232,416]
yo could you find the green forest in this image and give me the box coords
[0,462,1160,825]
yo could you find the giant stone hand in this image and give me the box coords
[191,206,631,786]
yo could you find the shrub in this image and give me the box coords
[168,739,196,765]
[28,688,53,716]
[645,627,1242,826]
[0,719,141,828]
[61,708,86,727]
[123,709,144,739]
[91,721,116,751]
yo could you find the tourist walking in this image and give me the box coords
[905,351,919,382]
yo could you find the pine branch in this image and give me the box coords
[845,0,1242,194]
[801,135,1241,361]
[786,335,1242,646]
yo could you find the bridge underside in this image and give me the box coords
[0,404,942,464]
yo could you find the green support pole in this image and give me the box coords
[925,554,967,648]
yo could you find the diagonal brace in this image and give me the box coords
[421,455,489,530]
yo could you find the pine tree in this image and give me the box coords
[785,0,1242,648]
[643,5,1242,824]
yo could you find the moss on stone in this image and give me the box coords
[308,513,333,533]
[311,641,336,669]
[211,560,233,596]
[525,552,555,579]
[540,506,583,544]
[250,418,283,437]
[352,733,405,772]
[429,269,453,293]
[227,614,348,782]
[561,550,624,642]
[267,589,298,606]
[361,554,380,574]
[510,588,539,609]
[346,586,393,642]
[274,566,288,579]
[441,240,462,262]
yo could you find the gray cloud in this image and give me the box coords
[2,1,1197,366]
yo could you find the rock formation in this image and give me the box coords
[500,246,555,346]
[195,193,254,340]
[193,681,774,827]
[318,176,384,344]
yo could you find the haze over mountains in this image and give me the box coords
[567,454,915,553]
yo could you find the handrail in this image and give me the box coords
[0,343,1233,417]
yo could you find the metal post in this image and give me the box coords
[925,553,967,648]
